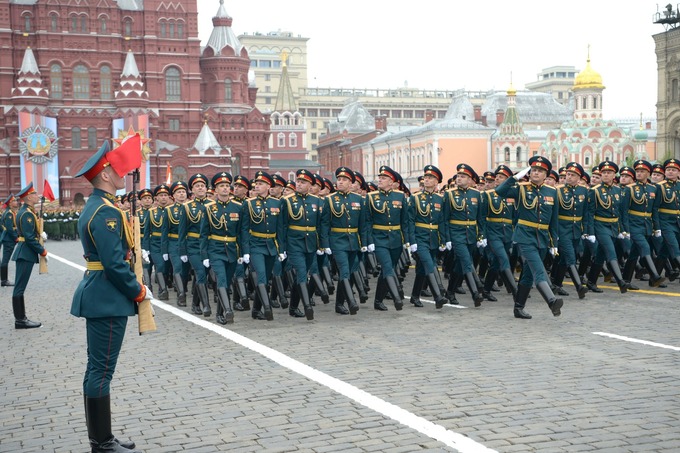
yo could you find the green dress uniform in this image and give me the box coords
[142,184,170,300]
[653,159,680,268]
[163,181,190,307]
[1,195,18,286]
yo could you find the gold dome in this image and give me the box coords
[574,57,605,90]
[507,81,516,96]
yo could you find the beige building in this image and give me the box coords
[525,66,579,107]
[654,25,680,159]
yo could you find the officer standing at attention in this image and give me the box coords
[495,156,563,319]
[11,183,47,329]
[1,194,19,286]
[142,184,170,301]
[408,165,449,309]
[241,171,280,321]
[365,166,410,311]
[164,181,190,307]
[136,188,154,292]
[71,141,146,453]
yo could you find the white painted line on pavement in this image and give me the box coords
[55,253,496,453]
[593,332,680,351]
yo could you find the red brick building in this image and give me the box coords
[0,0,270,204]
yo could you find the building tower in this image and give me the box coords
[572,48,605,120]
[494,80,529,169]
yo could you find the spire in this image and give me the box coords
[115,50,148,105]
[121,49,140,77]
[192,121,224,155]
[12,46,48,103]
[499,79,526,139]
[274,52,297,112]
[204,0,245,56]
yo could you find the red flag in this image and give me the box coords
[43,179,56,202]
[165,162,172,184]
[108,133,142,177]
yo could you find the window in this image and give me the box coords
[100,66,111,99]
[169,119,180,131]
[71,16,78,32]
[307,109,317,117]
[160,21,166,38]
[73,65,90,99]
[50,14,58,32]
[311,133,317,140]
[415,110,424,119]
[80,16,87,33]
[392,110,401,118]
[264,86,271,93]
[277,132,285,147]
[260,60,271,68]
[558,91,563,99]
[24,14,31,32]
[50,64,62,99]
[320,109,330,117]
[585,155,590,166]
[124,18,132,37]
[264,74,271,82]
[177,22,184,39]
[165,67,181,101]
[273,61,281,68]
[100,16,107,34]
[593,96,598,109]
[168,21,174,38]
[87,127,97,149]
[581,97,587,110]
[72,127,82,149]
[265,97,271,104]
[404,110,413,118]
[504,147,510,161]
[224,79,232,102]
[673,79,679,102]
[516,146,521,162]
[289,133,297,147]
[311,121,317,128]
[250,60,257,68]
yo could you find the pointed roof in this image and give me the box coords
[20,47,40,75]
[204,0,245,57]
[274,53,296,112]
[328,99,375,135]
[115,50,148,103]
[121,50,140,77]
[499,85,527,139]
[192,122,223,155]
[12,47,48,102]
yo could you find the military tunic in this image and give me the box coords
[653,178,680,259]
[555,183,590,266]
[479,188,515,271]
[322,190,367,280]
[442,186,484,274]
[365,189,409,277]
[408,190,446,275]
[12,202,47,297]
[586,182,626,264]
[1,208,18,268]
[142,206,168,273]
[178,197,209,284]
[241,195,282,285]
[621,181,660,260]
[163,201,189,282]
[200,198,244,288]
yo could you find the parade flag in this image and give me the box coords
[108,133,142,177]
[43,179,56,202]
[165,162,172,184]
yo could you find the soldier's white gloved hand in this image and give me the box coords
[367,244,375,252]
[180,255,188,263]
[41,231,48,241]
[142,249,150,264]
[316,249,324,255]
[617,233,625,240]
[360,246,368,253]
[162,253,169,261]
[62,219,68,223]
[203,259,210,268]
[445,241,452,250]
[278,252,287,262]
[586,235,596,243]
[476,239,487,248]
[514,166,532,180]
[409,243,418,253]
[42,253,49,263]
[654,230,662,238]
[439,244,447,252]
[324,248,332,255]
[143,285,153,301]
[242,254,250,264]
[549,247,558,257]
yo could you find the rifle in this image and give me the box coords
[38,196,48,274]
[131,168,157,335]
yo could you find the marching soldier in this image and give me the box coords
[200,172,243,324]
[408,165,449,309]
[443,164,485,306]
[11,183,46,329]
[179,173,212,316]
[1,194,19,287]
[322,167,367,315]
[495,156,563,319]
[71,141,145,453]
[142,184,171,301]
[136,188,154,291]
[230,176,252,311]
[241,171,280,321]
[654,159,680,275]
[269,174,289,309]
[164,181,190,307]
[365,166,410,311]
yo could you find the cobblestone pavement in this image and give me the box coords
[2,240,680,452]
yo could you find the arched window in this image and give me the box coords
[50,64,62,99]
[593,96,598,110]
[50,14,58,32]
[288,171,295,181]
[224,79,232,102]
[672,79,678,102]
[168,21,175,38]
[80,16,87,33]
[160,20,166,38]
[504,147,510,161]
[581,97,587,110]
[87,127,97,149]
[100,17,107,34]
[165,67,181,101]
[277,132,285,147]
[72,127,82,149]
[100,65,111,100]
[24,14,31,32]
[177,22,184,39]
[70,15,78,32]
[289,133,297,148]
[73,65,90,99]
[516,146,522,162]
[173,166,187,183]
[123,18,132,37]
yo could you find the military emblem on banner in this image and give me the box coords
[18,125,59,164]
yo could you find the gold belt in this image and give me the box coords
[331,227,358,233]
[486,218,512,224]
[187,232,201,238]
[85,260,130,271]
[168,233,179,239]
[373,225,401,231]
[517,219,549,230]
[250,231,276,239]
[209,234,236,242]
[449,220,476,226]
[558,215,583,221]
[415,222,438,230]
[151,232,162,237]
[17,237,25,242]
[289,225,316,232]
[628,211,652,218]
[659,208,680,215]
[594,216,618,223]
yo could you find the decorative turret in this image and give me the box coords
[573,46,604,120]
[274,52,297,113]
[203,0,246,57]
[11,47,49,105]
[494,76,529,169]
[115,50,149,107]
[192,120,225,156]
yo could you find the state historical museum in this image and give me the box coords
[0,0,270,205]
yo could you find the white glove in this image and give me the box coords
[62,219,68,223]
[324,248,332,255]
[514,166,532,180]
[203,259,210,268]
[409,243,418,253]
[549,247,558,257]
[623,232,631,240]
[41,231,48,241]
[367,244,375,252]
[586,235,596,243]
[144,285,153,301]
[242,254,250,264]
[278,252,287,262]
[617,233,625,240]
[439,245,447,252]
[162,253,169,261]
[476,238,487,248]
[445,241,452,251]
[360,246,368,252]
[42,253,49,263]
[142,249,150,264]
[180,255,188,263]
[654,230,662,238]
[316,249,324,255]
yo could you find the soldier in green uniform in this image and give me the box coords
[495,156,563,319]
[241,171,280,321]
[71,141,146,453]
[365,166,410,311]
[136,188,154,292]
[11,183,46,329]
[268,174,289,309]
[408,165,449,309]
[550,162,591,299]
[230,176,252,311]
[163,181,190,307]
[443,164,485,306]
[584,161,630,293]
[620,160,665,287]
[1,194,19,286]
[654,159,680,271]
[142,184,170,301]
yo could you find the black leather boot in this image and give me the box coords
[173,274,186,306]
[155,272,169,301]
[567,265,588,299]
[585,262,604,293]
[86,395,142,453]
[342,278,359,315]
[464,272,484,307]
[352,271,368,303]
[642,255,666,288]
[499,267,518,300]
[410,274,425,307]
[513,284,532,319]
[482,270,498,301]
[536,281,563,316]
[309,273,329,304]
[235,277,250,311]
[1,265,13,286]
[13,296,41,329]
[551,265,569,296]
[374,277,388,311]
[385,275,403,310]
[190,283,201,314]
[322,265,335,295]
[216,287,234,324]
[298,282,314,320]
[84,395,136,451]
[273,275,289,309]
[256,283,274,321]
[334,282,349,315]
[427,273,449,309]
[608,260,629,294]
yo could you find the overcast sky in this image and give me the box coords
[197,0,664,120]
